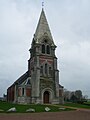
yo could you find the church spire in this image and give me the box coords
[34,9,55,45]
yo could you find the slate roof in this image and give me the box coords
[8,71,29,89]
[14,71,29,85]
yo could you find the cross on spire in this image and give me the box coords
[42,0,44,8]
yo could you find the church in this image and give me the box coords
[7,8,64,104]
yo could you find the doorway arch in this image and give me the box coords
[43,91,49,104]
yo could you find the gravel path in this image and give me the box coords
[0,111,90,120]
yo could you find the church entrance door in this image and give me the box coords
[43,91,49,104]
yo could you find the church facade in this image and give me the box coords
[7,9,64,104]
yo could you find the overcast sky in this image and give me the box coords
[0,0,90,98]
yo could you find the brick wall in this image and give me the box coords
[26,88,31,97]
[7,85,14,102]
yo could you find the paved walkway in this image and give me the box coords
[0,111,90,120]
[62,105,90,112]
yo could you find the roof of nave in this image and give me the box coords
[14,71,29,85]
[7,71,29,89]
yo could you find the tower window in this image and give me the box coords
[47,45,50,54]
[40,66,43,75]
[49,67,52,76]
[42,44,45,53]
[45,63,48,75]
[44,39,48,43]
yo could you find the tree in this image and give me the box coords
[83,95,88,100]
[63,89,71,101]
[70,94,78,103]
[75,90,82,101]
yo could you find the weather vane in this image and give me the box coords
[42,0,44,8]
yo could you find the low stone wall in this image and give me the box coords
[18,97,31,104]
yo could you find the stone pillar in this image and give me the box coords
[54,57,59,98]
[31,55,40,103]
[35,55,40,103]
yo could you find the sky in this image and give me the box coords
[0,0,90,98]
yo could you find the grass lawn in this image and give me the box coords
[63,102,90,109]
[0,101,73,113]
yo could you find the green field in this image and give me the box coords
[0,101,73,113]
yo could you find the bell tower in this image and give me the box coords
[28,8,62,104]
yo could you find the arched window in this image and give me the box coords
[40,66,43,75]
[45,63,47,75]
[47,45,50,54]
[22,88,24,96]
[42,44,45,53]
[44,39,48,43]
[49,67,52,76]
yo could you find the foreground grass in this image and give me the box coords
[63,102,90,109]
[0,101,73,113]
